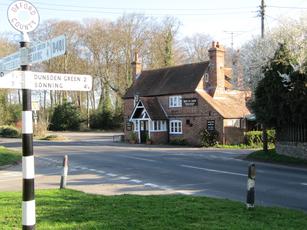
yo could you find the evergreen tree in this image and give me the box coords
[253,43,307,146]
[49,102,81,131]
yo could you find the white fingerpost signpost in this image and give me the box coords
[2,1,93,229]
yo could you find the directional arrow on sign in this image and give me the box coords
[0,51,20,73]
[0,70,24,89]
[0,35,67,72]
[28,71,92,91]
[28,35,66,64]
[0,71,92,91]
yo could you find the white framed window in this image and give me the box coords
[151,120,167,131]
[169,95,182,108]
[169,120,182,134]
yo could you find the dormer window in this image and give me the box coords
[169,95,182,108]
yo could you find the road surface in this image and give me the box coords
[1,133,306,212]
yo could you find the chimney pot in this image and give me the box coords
[131,51,142,83]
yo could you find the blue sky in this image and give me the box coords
[1,0,307,47]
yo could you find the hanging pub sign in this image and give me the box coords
[207,120,215,131]
[126,121,133,131]
[183,98,198,106]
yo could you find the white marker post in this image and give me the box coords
[3,2,93,229]
[8,1,39,230]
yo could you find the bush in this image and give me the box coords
[89,110,123,130]
[244,130,275,146]
[49,102,81,131]
[0,126,20,138]
[34,119,49,137]
[200,129,219,147]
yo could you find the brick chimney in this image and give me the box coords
[131,52,142,82]
[208,41,225,97]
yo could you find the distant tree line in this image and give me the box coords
[1,13,307,132]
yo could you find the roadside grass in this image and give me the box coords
[0,146,21,166]
[246,149,307,167]
[215,143,275,149]
[1,189,307,229]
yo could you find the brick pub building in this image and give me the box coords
[123,42,251,146]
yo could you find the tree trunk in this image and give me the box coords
[262,124,268,153]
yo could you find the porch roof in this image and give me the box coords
[130,97,167,121]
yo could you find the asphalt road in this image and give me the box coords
[1,133,307,212]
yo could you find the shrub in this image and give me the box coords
[49,102,81,131]
[200,129,219,147]
[244,130,275,146]
[0,126,20,138]
[129,132,137,143]
[89,110,123,130]
[34,119,49,137]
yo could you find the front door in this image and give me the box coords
[140,120,149,143]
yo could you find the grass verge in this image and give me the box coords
[215,143,275,149]
[1,189,307,229]
[0,146,21,166]
[246,148,307,167]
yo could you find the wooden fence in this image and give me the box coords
[276,124,307,142]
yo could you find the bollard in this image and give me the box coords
[246,163,256,209]
[60,155,68,189]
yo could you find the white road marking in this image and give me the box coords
[176,190,195,195]
[130,179,142,183]
[2,172,21,176]
[106,173,117,177]
[126,156,156,162]
[301,183,307,186]
[144,183,159,188]
[181,164,246,177]
[119,176,130,180]
[97,170,105,174]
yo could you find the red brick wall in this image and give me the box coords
[124,99,135,142]
[158,93,224,146]
[124,93,245,145]
[150,132,168,144]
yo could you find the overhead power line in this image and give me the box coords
[0,3,256,16]
[267,5,307,10]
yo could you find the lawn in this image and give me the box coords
[246,149,307,167]
[0,189,306,229]
[0,146,21,166]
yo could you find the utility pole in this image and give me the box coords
[224,31,235,51]
[259,0,268,152]
[224,31,245,51]
[260,0,265,38]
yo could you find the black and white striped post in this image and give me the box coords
[60,155,68,189]
[21,32,36,230]
[246,163,256,209]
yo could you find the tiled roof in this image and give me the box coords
[141,97,167,120]
[196,90,251,118]
[124,62,209,98]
